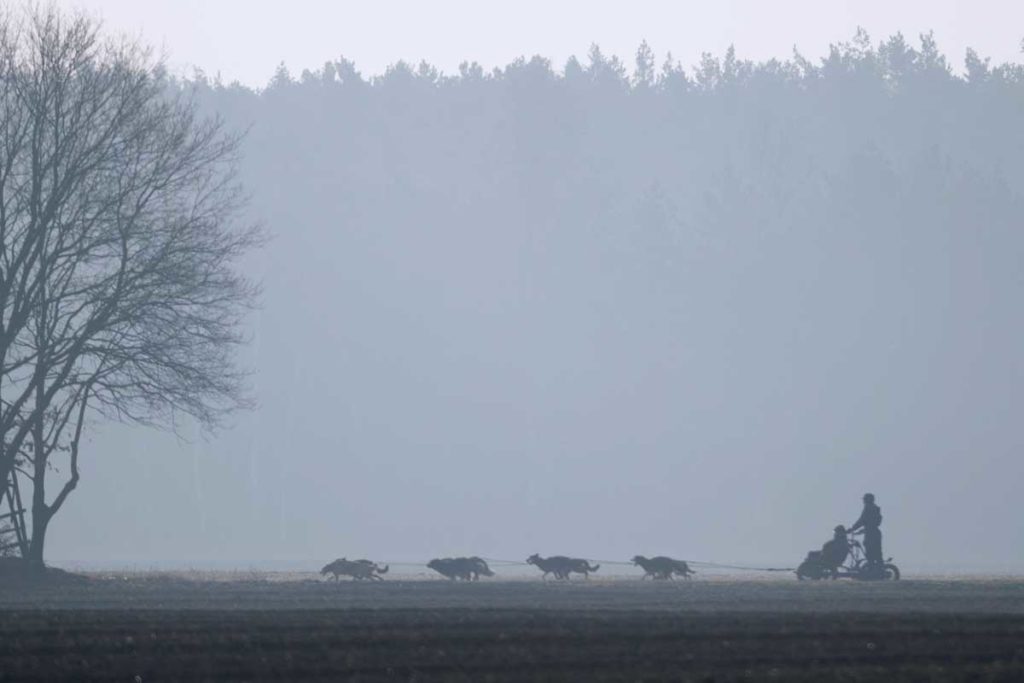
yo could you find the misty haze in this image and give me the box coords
[40,29,1021,575]
[1,2,1023,680]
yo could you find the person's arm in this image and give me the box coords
[849,508,866,532]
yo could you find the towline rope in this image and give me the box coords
[681,560,796,572]
[481,557,798,573]
[337,558,796,572]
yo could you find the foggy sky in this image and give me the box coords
[57,0,1024,86]
[41,1,1024,574]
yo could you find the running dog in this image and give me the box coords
[427,556,495,581]
[467,556,495,579]
[632,555,696,580]
[526,554,600,579]
[321,558,389,581]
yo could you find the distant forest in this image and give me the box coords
[138,32,1023,562]
[189,28,1024,341]
[190,31,1023,247]
[180,32,1024,498]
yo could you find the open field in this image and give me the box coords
[0,573,1022,681]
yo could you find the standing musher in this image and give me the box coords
[850,493,883,573]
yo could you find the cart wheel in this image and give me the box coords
[796,567,821,581]
[884,563,900,581]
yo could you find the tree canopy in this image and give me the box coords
[0,6,259,568]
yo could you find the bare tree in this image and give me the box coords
[0,6,260,571]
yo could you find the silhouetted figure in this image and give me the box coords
[820,525,850,570]
[850,493,883,568]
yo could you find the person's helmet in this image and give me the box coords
[834,525,846,534]
[862,493,875,502]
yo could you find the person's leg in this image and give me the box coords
[865,528,882,566]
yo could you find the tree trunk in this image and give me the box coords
[28,371,49,575]
[26,508,49,573]
[27,443,50,574]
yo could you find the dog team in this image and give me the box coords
[320,554,695,581]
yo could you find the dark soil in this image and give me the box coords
[0,557,87,586]
[0,575,1021,681]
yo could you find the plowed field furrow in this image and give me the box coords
[0,577,1022,680]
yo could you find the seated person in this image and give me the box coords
[820,525,850,569]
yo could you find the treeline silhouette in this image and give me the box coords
[165,32,1024,565]
[191,30,1024,299]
